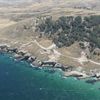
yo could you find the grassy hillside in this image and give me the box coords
[0,0,100,72]
[0,15,100,70]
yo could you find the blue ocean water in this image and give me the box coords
[0,54,100,100]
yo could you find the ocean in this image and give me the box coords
[0,53,100,100]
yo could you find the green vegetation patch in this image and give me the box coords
[35,15,100,50]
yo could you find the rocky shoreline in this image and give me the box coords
[0,44,100,84]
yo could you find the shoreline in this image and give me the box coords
[0,44,100,84]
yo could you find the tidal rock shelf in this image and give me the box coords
[0,44,100,82]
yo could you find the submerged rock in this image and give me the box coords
[44,69,55,74]
[85,79,97,84]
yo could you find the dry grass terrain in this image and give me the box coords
[0,18,16,29]
[0,0,100,21]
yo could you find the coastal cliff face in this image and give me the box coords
[0,0,100,73]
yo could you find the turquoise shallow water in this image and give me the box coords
[0,54,100,100]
